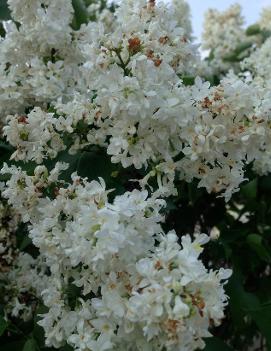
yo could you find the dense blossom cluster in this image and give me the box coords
[1,163,231,350]
[5,73,271,200]
[259,6,271,31]
[202,4,246,74]
[0,0,77,119]
[1,0,271,350]
[242,36,271,84]
[3,1,271,201]
[2,252,47,321]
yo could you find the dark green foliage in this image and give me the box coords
[0,316,8,336]
[0,1,10,21]
[204,337,233,351]
[246,24,261,36]
[222,41,252,62]
[179,76,195,86]
[72,0,89,29]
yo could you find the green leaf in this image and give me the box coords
[76,149,124,195]
[226,269,262,332]
[222,53,240,63]
[226,272,247,329]
[246,24,261,36]
[19,235,32,251]
[226,270,271,347]
[50,151,79,182]
[1,341,25,351]
[189,181,203,204]
[60,345,74,351]
[72,0,89,29]
[0,315,8,336]
[234,41,252,55]
[204,337,233,350]
[261,29,271,41]
[207,49,215,61]
[241,179,257,199]
[0,1,11,20]
[259,175,271,192]
[41,346,73,351]
[23,338,37,351]
[180,76,195,86]
[66,282,81,309]
[249,306,271,348]
[246,234,271,263]
[0,22,5,37]
[77,150,114,180]
[223,41,252,62]
[0,140,12,150]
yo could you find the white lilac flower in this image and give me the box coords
[25,177,230,351]
[242,37,271,82]
[3,0,271,200]
[3,252,49,322]
[1,164,231,350]
[259,6,271,31]
[0,162,68,222]
[202,4,246,74]
[0,0,80,121]
[4,107,65,163]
